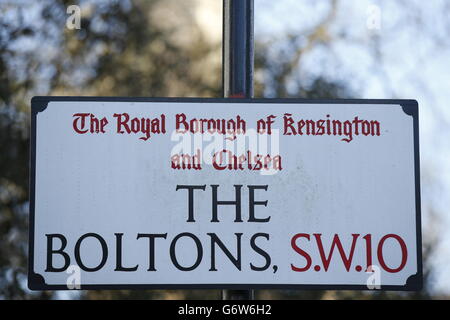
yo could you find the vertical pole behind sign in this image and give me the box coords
[223,0,254,99]
[222,0,255,300]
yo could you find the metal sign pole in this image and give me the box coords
[223,0,254,99]
[222,0,255,300]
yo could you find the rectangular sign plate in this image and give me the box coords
[29,97,421,291]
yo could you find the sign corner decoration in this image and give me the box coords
[29,97,422,291]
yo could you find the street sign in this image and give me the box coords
[29,97,421,290]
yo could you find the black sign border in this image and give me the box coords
[29,97,422,291]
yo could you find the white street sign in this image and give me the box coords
[29,97,421,290]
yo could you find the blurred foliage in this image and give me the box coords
[0,0,436,299]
